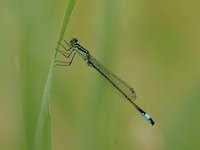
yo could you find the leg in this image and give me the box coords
[54,61,71,66]
[61,43,72,51]
[57,40,72,51]
[64,40,70,47]
[54,52,76,66]
[56,48,74,58]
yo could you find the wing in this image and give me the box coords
[87,54,137,103]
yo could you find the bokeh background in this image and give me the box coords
[1,0,200,150]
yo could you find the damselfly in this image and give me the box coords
[55,38,155,125]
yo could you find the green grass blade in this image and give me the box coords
[55,0,77,57]
[34,0,77,150]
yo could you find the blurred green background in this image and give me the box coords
[1,0,200,150]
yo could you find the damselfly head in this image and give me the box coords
[70,38,78,46]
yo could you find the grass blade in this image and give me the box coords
[34,0,77,150]
[55,0,77,57]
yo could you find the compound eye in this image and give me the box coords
[70,38,78,45]
[73,38,78,43]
